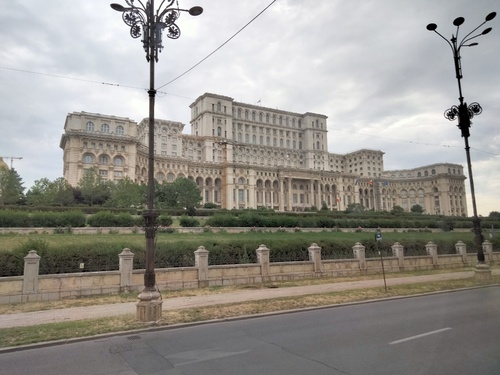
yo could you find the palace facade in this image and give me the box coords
[60,93,467,216]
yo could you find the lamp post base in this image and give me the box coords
[136,290,163,322]
[474,263,492,281]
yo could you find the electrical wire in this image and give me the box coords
[156,0,277,90]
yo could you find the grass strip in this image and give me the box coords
[1,274,498,349]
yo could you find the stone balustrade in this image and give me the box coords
[0,240,497,304]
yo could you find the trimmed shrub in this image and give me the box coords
[86,211,135,227]
[179,215,200,227]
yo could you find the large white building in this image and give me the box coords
[60,92,467,216]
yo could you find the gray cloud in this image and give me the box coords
[0,0,498,215]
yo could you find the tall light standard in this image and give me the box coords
[110,0,202,321]
[426,12,495,277]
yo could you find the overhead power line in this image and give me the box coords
[157,0,277,90]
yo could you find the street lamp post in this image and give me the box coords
[110,0,202,321]
[426,12,495,277]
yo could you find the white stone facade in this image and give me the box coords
[60,93,467,216]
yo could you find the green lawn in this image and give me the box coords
[0,230,477,252]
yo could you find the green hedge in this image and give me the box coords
[1,208,499,230]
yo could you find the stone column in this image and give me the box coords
[288,178,293,211]
[352,242,366,270]
[23,250,41,295]
[455,241,468,264]
[391,242,405,269]
[279,179,284,212]
[256,244,270,280]
[482,240,493,263]
[308,243,322,273]
[195,246,209,287]
[119,248,134,291]
[425,241,438,267]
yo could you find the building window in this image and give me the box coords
[99,155,109,165]
[83,154,93,164]
[116,125,124,135]
[114,156,124,166]
[101,123,109,133]
[86,121,94,132]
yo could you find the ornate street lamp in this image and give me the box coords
[426,12,495,276]
[110,0,202,321]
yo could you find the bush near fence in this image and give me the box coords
[1,235,494,277]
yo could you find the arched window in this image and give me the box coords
[217,102,221,112]
[83,154,93,164]
[116,125,124,135]
[431,169,436,175]
[114,156,124,166]
[99,155,109,165]
[86,121,94,132]
[101,123,109,133]
[259,112,263,122]
[266,113,270,123]
[238,108,242,119]
[252,111,256,121]
[167,173,175,182]
[245,110,249,120]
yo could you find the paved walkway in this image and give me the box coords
[1,270,498,329]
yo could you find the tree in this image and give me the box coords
[410,204,424,214]
[105,177,145,208]
[78,168,110,206]
[488,211,500,219]
[156,177,201,212]
[0,168,25,205]
[26,177,74,206]
[391,205,405,215]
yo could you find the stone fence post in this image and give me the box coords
[455,241,468,264]
[308,243,322,273]
[256,244,270,280]
[23,250,41,295]
[391,242,405,269]
[352,242,366,270]
[482,240,493,263]
[119,248,134,291]
[426,241,438,266]
[195,246,209,287]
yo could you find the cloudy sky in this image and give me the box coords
[1,0,498,216]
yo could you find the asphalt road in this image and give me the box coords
[1,286,499,375]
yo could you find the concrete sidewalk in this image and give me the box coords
[1,270,498,329]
